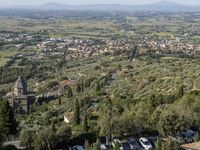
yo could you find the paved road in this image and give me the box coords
[3,140,25,149]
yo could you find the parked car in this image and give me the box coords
[182,133,193,143]
[147,137,158,149]
[72,145,84,150]
[176,131,193,144]
[139,138,153,150]
[112,139,132,150]
[100,144,107,150]
[100,144,112,150]
[112,139,121,149]
[185,130,195,137]
[128,138,140,150]
[120,140,132,150]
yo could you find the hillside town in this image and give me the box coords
[1,9,200,150]
[2,30,200,63]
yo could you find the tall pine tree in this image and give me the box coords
[83,114,89,132]
[96,81,101,92]
[58,98,62,105]
[73,99,80,125]
[0,100,17,138]
[177,85,184,99]
[76,83,81,93]
[67,87,73,98]
[0,131,3,149]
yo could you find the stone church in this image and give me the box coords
[6,76,36,114]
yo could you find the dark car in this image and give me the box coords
[128,138,140,150]
[121,141,132,150]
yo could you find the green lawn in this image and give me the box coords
[0,48,18,67]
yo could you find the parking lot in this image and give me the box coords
[100,136,158,150]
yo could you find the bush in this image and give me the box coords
[20,129,33,148]
[46,81,59,89]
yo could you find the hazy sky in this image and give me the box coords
[1,0,200,6]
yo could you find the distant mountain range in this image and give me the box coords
[1,1,200,12]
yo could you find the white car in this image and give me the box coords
[139,138,153,150]
[72,145,84,150]
[100,144,107,150]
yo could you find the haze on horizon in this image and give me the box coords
[1,0,200,6]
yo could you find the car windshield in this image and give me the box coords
[74,146,84,150]
[130,140,137,145]
[122,143,131,149]
[143,141,151,145]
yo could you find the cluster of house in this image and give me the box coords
[36,38,130,59]
[145,38,200,54]
[37,38,68,51]
[68,39,130,59]
[36,79,76,98]
[36,38,69,58]
[0,32,42,46]
[137,36,200,55]
[2,30,200,63]
[34,34,200,61]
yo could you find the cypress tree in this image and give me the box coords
[0,100,17,138]
[81,80,84,92]
[85,79,91,88]
[83,114,89,132]
[0,129,4,149]
[149,94,157,108]
[96,81,101,92]
[67,87,73,98]
[58,98,61,105]
[177,85,184,99]
[73,99,80,125]
[76,83,81,93]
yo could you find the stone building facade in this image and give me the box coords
[6,76,36,114]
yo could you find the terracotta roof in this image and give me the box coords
[181,142,200,150]
[59,80,76,87]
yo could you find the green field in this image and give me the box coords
[0,48,18,66]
